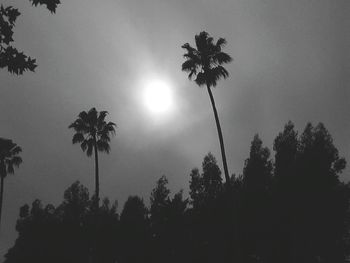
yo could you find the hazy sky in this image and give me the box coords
[0,0,349,256]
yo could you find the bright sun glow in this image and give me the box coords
[143,79,174,115]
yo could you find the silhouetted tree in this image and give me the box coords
[187,153,226,263]
[189,153,223,210]
[0,1,59,74]
[242,135,273,192]
[273,121,298,179]
[182,31,233,184]
[150,175,170,223]
[69,108,116,205]
[239,135,273,262]
[149,176,189,263]
[165,190,189,263]
[149,175,171,262]
[189,168,204,209]
[120,195,149,263]
[0,138,22,228]
[202,152,223,202]
[94,198,119,263]
[56,181,91,263]
[270,121,299,263]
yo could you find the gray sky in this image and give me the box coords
[0,0,349,256]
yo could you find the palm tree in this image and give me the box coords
[69,107,116,205]
[0,138,22,227]
[182,31,232,184]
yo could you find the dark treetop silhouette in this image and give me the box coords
[0,0,60,74]
[69,107,116,205]
[182,31,233,185]
[0,138,22,228]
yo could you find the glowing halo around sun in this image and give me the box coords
[143,79,174,115]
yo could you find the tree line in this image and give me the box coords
[4,121,350,263]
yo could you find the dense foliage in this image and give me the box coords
[4,122,350,263]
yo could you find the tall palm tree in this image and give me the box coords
[182,31,232,184]
[0,138,22,227]
[69,107,116,204]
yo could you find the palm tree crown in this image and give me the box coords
[0,138,22,177]
[69,108,116,156]
[182,31,232,88]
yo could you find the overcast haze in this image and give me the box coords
[0,0,349,257]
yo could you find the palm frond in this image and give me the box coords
[213,65,229,79]
[206,36,214,47]
[78,110,88,121]
[182,60,198,79]
[87,108,98,127]
[99,132,111,142]
[97,111,108,130]
[195,31,210,52]
[195,72,207,87]
[216,38,227,50]
[97,140,111,153]
[6,155,22,174]
[11,156,22,167]
[69,119,89,133]
[98,111,108,121]
[107,122,116,130]
[80,139,88,152]
[181,43,196,54]
[72,133,85,144]
[105,123,116,136]
[0,138,13,158]
[10,145,22,155]
[212,52,232,65]
[86,141,94,157]
[6,162,14,174]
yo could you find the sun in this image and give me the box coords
[143,79,174,115]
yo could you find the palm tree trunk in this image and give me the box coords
[93,138,99,206]
[92,139,99,263]
[206,84,230,184]
[0,175,4,228]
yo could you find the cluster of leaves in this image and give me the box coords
[0,5,36,74]
[29,0,60,14]
[4,122,350,263]
[0,0,59,74]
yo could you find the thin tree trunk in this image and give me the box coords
[92,138,99,263]
[206,84,230,184]
[93,138,99,206]
[0,175,4,229]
